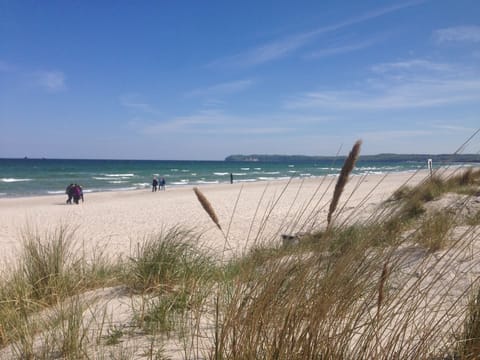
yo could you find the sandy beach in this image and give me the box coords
[0,170,431,266]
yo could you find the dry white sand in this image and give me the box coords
[0,170,429,265]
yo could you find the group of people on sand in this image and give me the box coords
[65,183,84,204]
[152,176,166,192]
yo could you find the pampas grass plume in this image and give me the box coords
[327,140,362,227]
[193,187,222,231]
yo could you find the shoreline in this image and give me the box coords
[0,170,434,266]
[0,168,431,200]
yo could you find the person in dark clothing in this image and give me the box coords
[230,173,233,184]
[72,184,82,204]
[152,177,158,192]
[159,177,166,191]
[66,184,74,204]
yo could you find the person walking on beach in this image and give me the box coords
[152,177,158,192]
[78,184,84,202]
[66,183,74,204]
[159,177,166,191]
[72,184,82,204]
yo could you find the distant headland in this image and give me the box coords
[225,154,480,163]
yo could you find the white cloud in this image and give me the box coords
[307,38,380,59]
[286,60,480,110]
[432,124,477,132]
[140,109,330,136]
[434,25,480,43]
[287,79,480,110]
[186,79,255,97]
[371,59,451,73]
[210,0,425,67]
[120,94,159,114]
[34,70,66,92]
[210,31,316,67]
[360,129,433,140]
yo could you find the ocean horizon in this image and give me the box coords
[0,157,472,198]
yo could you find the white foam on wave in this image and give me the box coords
[237,178,257,182]
[109,180,128,184]
[133,183,150,188]
[300,173,312,176]
[263,171,280,175]
[102,173,135,177]
[2,178,32,182]
[254,168,261,170]
[0,193,6,196]
[171,181,189,185]
[214,172,229,176]
[232,172,246,176]
[47,190,65,194]
[357,171,384,175]
[196,180,219,184]
[240,167,250,170]
[258,176,291,181]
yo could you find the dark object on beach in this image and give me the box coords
[159,177,166,191]
[281,232,307,247]
[230,173,233,184]
[66,183,74,204]
[152,177,158,192]
[72,184,83,204]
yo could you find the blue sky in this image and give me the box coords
[1,0,479,160]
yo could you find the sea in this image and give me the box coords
[0,157,452,198]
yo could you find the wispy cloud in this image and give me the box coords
[210,0,425,67]
[287,79,480,110]
[360,129,433,141]
[286,60,480,110]
[432,124,477,132]
[209,31,316,67]
[33,70,66,92]
[186,79,255,97]
[307,37,382,59]
[434,25,480,43]
[371,59,451,73]
[120,94,159,114]
[140,109,328,136]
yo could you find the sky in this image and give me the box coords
[1,0,479,160]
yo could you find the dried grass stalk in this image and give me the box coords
[327,140,362,227]
[193,187,222,230]
[377,261,389,320]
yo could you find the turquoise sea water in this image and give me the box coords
[0,158,433,198]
